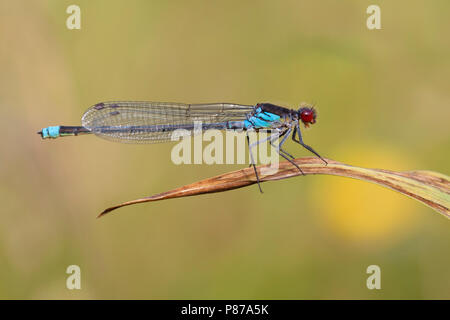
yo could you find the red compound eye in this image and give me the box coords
[300,108,316,125]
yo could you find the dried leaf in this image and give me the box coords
[98,157,450,219]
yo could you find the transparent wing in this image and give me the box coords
[81,101,254,143]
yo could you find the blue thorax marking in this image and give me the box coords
[243,108,280,129]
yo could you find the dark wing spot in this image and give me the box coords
[110,111,120,116]
[94,103,105,110]
[109,104,120,109]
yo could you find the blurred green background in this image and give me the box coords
[0,0,449,299]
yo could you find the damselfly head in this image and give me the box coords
[298,106,317,128]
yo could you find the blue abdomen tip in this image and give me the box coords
[41,126,61,139]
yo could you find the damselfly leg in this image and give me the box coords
[269,127,305,175]
[246,132,263,193]
[293,123,328,165]
[246,129,287,193]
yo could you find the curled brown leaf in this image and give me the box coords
[98,157,450,219]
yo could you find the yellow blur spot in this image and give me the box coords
[313,143,422,244]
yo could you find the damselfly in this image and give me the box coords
[38,102,327,191]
